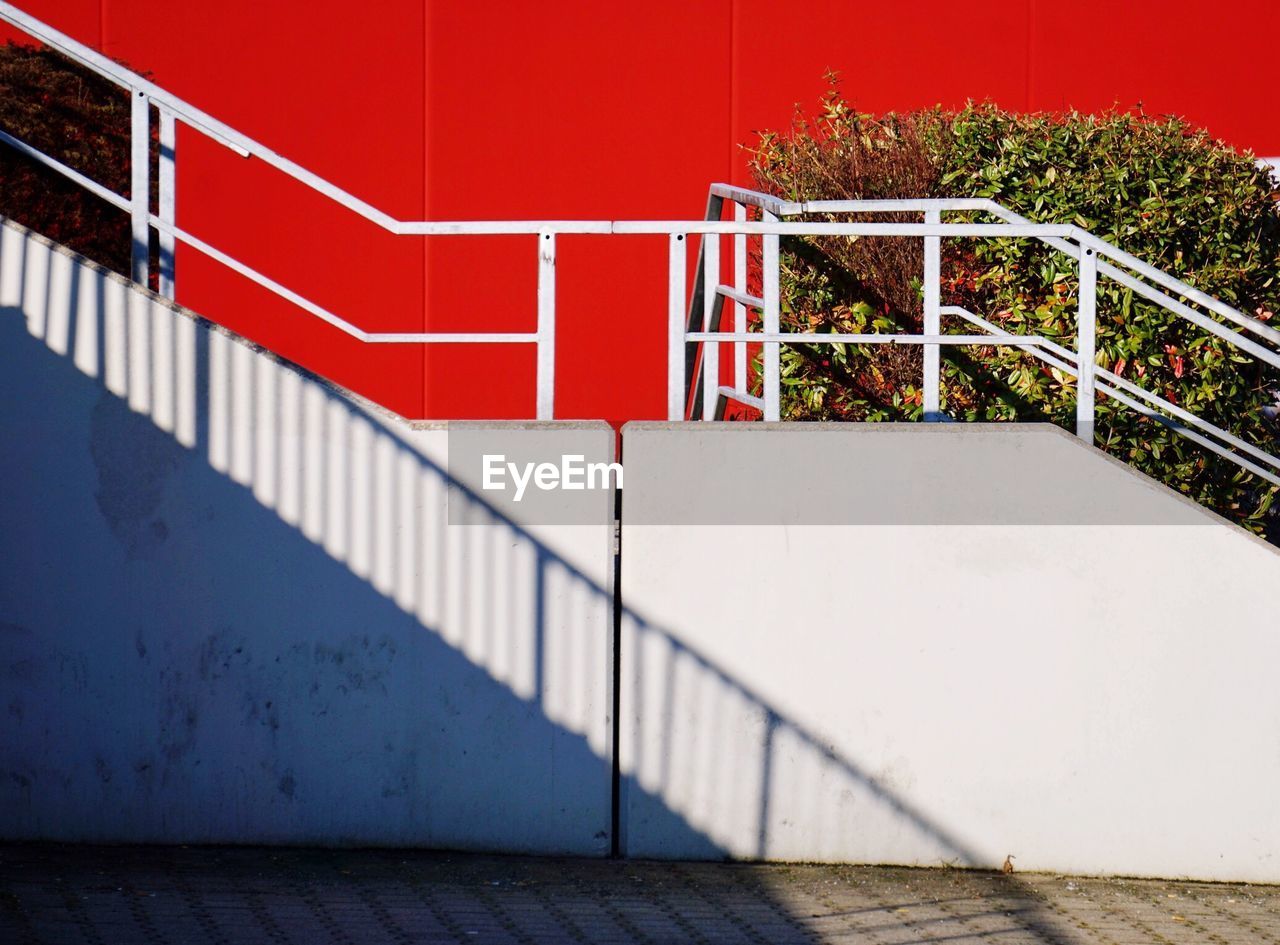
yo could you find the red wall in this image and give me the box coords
[6,1,1277,426]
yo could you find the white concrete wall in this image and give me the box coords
[619,422,1280,882]
[8,217,1280,879]
[0,219,616,853]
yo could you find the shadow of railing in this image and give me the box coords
[0,217,1077,941]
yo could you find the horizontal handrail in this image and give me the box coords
[686,332,1062,346]
[613,222,1076,236]
[708,185,996,217]
[800,197,993,213]
[0,113,1089,359]
[0,121,1082,242]
[142,211,526,344]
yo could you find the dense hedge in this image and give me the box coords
[749,80,1280,538]
[0,41,146,280]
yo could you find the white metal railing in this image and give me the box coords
[684,185,1280,487]
[1,0,1278,488]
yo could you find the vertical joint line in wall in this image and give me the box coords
[755,710,777,860]
[194,320,209,458]
[421,3,430,419]
[728,0,737,183]
[1024,0,1034,111]
[533,547,546,709]
[609,465,623,858]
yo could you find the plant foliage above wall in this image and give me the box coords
[0,41,146,280]
[748,78,1280,539]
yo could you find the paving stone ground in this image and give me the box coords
[1,844,1278,945]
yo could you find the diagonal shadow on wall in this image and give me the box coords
[0,219,1080,940]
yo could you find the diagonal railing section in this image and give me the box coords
[0,1,603,419]
[685,185,1280,488]
[2,0,1277,487]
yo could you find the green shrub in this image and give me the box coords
[749,80,1280,538]
[0,42,149,280]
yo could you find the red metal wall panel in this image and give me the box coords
[731,0,1034,167]
[4,1,1276,425]
[422,0,732,424]
[1026,1,1280,148]
[1,0,97,46]
[5,0,428,419]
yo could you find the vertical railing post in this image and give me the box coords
[129,88,150,287]
[1076,244,1097,441]
[733,202,747,392]
[536,230,556,420]
[762,211,780,422]
[701,233,719,420]
[922,208,941,420]
[668,233,687,421]
[157,107,177,299]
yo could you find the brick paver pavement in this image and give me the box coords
[2,844,1278,944]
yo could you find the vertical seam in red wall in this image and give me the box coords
[729,0,738,185]
[1025,0,1034,111]
[420,0,429,419]
[726,0,737,389]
